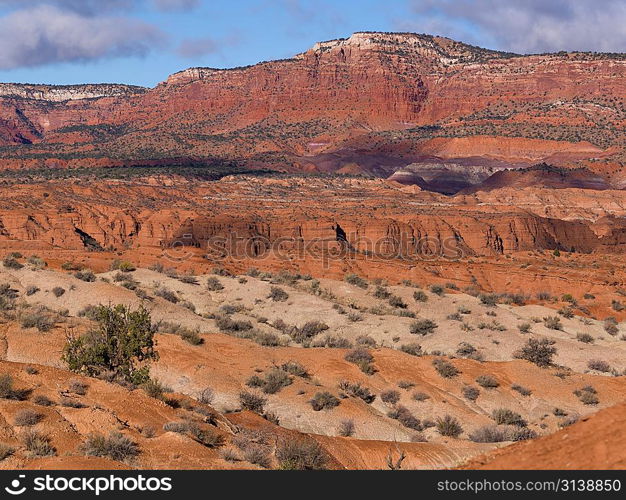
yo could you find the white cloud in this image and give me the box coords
[406,0,626,53]
[0,5,165,69]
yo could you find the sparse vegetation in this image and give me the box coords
[436,415,463,437]
[81,432,139,462]
[433,358,460,378]
[492,408,527,427]
[22,429,55,457]
[63,304,158,384]
[476,375,499,389]
[409,318,437,335]
[345,274,368,289]
[276,438,327,470]
[513,337,557,367]
[310,391,340,411]
[239,391,267,413]
[268,286,289,302]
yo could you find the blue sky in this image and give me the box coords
[0,0,623,87]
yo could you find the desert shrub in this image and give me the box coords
[462,386,480,401]
[344,348,375,374]
[52,287,65,298]
[436,415,463,437]
[206,277,224,291]
[510,428,537,441]
[409,319,437,336]
[344,347,373,364]
[413,290,428,302]
[380,389,401,405]
[469,425,510,443]
[456,342,482,360]
[397,380,415,390]
[181,328,203,345]
[290,321,328,344]
[251,369,292,395]
[313,335,352,349]
[274,362,306,380]
[412,391,430,402]
[576,332,594,344]
[611,300,625,312]
[338,380,375,403]
[22,429,55,457]
[433,358,460,378]
[604,318,619,336]
[33,394,54,406]
[479,293,499,306]
[347,311,363,322]
[220,448,241,462]
[27,255,46,269]
[513,337,557,367]
[344,274,368,289]
[511,384,532,396]
[276,439,328,470]
[154,287,178,303]
[373,286,391,299]
[561,293,576,303]
[476,374,499,389]
[82,432,139,461]
[430,284,445,296]
[558,307,574,319]
[19,307,57,332]
[163,421,189,433]
[310,392,340,411]
[388,295,407,309]
[239,391,266,413]
[518,322,532,334]
[400,343,423,356]
[338,419,355,437]
[587,359,611,373]
[355,335,376,347]
[2,256,23,270]
[14,409,43,426]
[25,285,40,296]
[574,386,599,405]
[211,267,231,277]
[220,304,245,315]
[112,260,136,272]
[141,378,168,400]
[62,304,158,384]
[74,270,96,282]
[388,405,422,431]
[268,286,289,302]
[68,379,88,395]
[0,374,29,400]
[214,314,252,333]
[197,387,215,405]
[243,445,271,468]
[492,408,527,427]
[60,397,86,408]
[0,443,14,461]
[113,272,133,283]
[543,316,563,331]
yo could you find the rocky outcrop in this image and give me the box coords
[0,83,146,102]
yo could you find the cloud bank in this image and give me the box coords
[0,5,164,69]
[407,0,626,53]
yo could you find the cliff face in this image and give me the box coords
[0,32,624,179]
[0,83,146,102]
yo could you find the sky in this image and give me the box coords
[0,0,624,87]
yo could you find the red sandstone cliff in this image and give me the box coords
[0,32,623,179]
